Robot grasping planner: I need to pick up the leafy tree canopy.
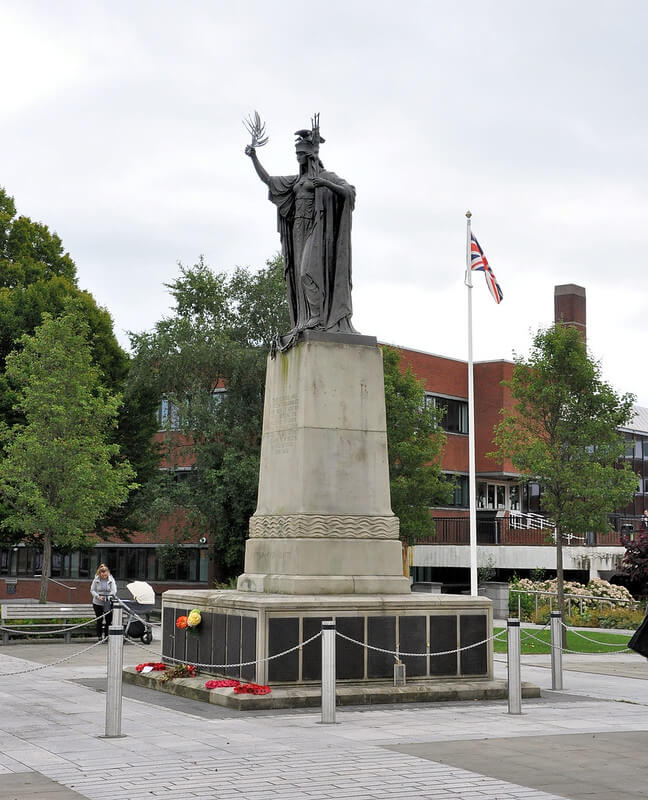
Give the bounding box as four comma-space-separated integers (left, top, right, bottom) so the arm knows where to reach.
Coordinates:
0, 186, 159, 536
491, 323, 638, 620
492, 324, 637, 535
0, 187, 125, 387
128, 254, 290, 581
0, 302, 137, 600
0, 188, 76, 288
382, 346, 452, 546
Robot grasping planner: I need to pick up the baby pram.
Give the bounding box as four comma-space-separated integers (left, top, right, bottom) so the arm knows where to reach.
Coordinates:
111, 581, 155, 644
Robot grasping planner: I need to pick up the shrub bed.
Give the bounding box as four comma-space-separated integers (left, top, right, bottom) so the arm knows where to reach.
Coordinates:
509, 577, 643, 628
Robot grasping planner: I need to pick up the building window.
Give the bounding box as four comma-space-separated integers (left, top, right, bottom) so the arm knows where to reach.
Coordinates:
212, 388, 227, 407
425, 394, 469, 434
442, 474, 469, 508
174, 467, 195, 483
158, 397, 180, 431
477, 481, 520, 511
522, 481, 542, 514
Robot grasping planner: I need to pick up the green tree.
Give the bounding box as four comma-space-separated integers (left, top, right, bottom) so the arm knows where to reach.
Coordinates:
382, 347, 452, 572
491, 323, 638, 628
128, 255, 290, 583
0, 186, 159, 540
0, 304, 137, 602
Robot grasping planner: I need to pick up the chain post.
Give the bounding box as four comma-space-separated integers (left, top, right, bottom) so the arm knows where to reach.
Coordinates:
321, 620, 336, 724
507, 617, 521, 715
550, 611, 563, 690
104, 604, 125, 738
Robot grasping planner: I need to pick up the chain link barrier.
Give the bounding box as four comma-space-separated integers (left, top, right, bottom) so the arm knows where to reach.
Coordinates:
0, 610, 110, 637
332, 630, 498, 658
506, 622, 632, 656
3, 613, 632, 680
127, 626, 500, 669
559, 619, 633, 651
124, 630, 324, 670
0, 638, 106, 676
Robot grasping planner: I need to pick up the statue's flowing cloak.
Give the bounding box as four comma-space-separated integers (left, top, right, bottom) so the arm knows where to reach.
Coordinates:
267, 171, 355, 332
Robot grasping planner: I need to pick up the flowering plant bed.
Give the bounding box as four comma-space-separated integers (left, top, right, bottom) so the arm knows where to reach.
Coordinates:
509, 577, 642, 626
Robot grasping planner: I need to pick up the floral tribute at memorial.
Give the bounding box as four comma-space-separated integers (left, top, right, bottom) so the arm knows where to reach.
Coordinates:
160, 664, 196, 682
187, 609, 202, 627
176, 610, 202, 628
176, 609, 202, 636
135, 662, 166, 672
204, 678, 271, 695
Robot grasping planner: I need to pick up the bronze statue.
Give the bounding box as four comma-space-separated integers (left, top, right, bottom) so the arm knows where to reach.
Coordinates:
244, 113, 357, 350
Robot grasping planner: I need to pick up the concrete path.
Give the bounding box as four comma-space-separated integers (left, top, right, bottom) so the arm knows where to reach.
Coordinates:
1, 627, 647, 800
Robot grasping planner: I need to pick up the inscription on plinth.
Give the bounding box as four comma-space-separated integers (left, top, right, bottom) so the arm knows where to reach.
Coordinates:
271, 394, 298, 427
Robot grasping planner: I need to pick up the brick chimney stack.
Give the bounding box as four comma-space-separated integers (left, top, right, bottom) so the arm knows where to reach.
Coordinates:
554, 284, 586, 342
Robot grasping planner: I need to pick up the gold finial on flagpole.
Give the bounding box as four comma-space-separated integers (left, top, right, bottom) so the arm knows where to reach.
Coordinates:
466, 210, 472, 219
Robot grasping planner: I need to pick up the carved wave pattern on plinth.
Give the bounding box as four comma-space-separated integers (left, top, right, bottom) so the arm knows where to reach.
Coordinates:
249, 514, 400, 539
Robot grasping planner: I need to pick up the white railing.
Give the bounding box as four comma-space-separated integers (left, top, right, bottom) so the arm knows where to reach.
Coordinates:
507, 512, 587, 544
508, 511, 555, 532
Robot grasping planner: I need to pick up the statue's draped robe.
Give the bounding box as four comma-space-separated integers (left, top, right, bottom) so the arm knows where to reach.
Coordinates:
268, 171, 355, 336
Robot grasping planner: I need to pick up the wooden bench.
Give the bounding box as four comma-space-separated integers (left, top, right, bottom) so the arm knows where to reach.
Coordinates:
1, 604, 96, 644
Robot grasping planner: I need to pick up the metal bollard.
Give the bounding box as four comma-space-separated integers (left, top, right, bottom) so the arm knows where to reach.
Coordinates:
321, 620, 336, 724
104, 605, 125, 738
550, 611, 563, 690
507, 617, 522, 715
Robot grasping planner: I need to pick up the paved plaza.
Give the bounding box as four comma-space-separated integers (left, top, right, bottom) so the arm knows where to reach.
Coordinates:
0, 627, 647, 800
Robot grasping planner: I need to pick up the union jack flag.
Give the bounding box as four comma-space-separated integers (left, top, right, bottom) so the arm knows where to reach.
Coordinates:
470, 233, 503, 304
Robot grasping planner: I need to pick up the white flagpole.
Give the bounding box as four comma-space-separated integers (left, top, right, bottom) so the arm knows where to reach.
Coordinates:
465, 210, 478, 596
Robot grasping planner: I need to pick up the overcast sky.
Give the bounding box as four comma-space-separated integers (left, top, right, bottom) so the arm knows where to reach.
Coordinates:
3, 1, 647, 406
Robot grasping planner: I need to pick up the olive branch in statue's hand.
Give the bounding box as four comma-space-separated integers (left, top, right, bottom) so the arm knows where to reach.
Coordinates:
244, 110, 269, 155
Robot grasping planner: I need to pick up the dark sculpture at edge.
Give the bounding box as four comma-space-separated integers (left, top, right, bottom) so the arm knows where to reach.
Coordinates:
244, 113, 357, 352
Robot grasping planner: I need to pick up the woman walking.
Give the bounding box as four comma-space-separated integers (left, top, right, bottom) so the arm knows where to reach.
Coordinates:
90, 564, 117, 641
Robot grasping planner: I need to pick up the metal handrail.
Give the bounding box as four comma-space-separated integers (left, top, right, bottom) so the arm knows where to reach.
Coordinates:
510, 587, 644, 619
32, 575, 79, 603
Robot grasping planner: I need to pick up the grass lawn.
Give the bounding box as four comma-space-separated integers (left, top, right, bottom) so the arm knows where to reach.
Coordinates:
493, 627, 631, 654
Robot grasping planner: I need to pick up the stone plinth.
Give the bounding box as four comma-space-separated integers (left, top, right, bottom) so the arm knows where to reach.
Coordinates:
238, 335, 409, 594
162, 590, 493, 687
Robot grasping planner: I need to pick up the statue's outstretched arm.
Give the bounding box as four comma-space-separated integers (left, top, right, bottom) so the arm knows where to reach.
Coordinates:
245, 145, 270, 186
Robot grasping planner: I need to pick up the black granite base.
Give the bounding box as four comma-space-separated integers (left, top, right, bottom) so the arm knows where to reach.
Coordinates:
162, 601, 491, 686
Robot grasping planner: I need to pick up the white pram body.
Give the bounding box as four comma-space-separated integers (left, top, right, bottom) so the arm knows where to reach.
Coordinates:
113, 581, 155, 644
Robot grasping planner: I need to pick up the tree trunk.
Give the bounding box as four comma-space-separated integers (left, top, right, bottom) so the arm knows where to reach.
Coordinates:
555, 527, 567, 649
39, 531, 52, 604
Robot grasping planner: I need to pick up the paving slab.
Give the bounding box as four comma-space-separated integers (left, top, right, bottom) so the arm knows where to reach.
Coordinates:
386, 731, 648, 800
0, 771, 88, 798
